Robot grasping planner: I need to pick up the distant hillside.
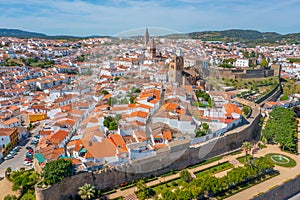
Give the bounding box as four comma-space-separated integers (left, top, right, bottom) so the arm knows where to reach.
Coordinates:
187, 30, 280, 41
185, 29, 300, 45
1, 28, 300, 44
0, 28, 107, 39
0, 28, 47, 38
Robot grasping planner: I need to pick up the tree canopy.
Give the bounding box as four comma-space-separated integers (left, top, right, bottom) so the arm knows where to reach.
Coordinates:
41, 159, 73, 185
10, 169, 39, 195
78, 183, 95, 200
101, 90, 109, 95
242, 141, 252, 155
262, 107, 297, 153
195, 90, 213, 107
136, 179, 154, 200
242, 105, 251, 116
195, 122, 210, 137
107, 97, 117, 106
179, 169, 192, 183
260, 58, 268, 68
103, 116, 119, 130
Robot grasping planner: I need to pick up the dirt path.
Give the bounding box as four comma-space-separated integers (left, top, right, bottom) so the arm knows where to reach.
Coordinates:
0, 177, 19, 199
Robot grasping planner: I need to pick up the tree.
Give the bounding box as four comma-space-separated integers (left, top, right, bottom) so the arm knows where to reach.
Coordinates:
9, 169, 39, 196
242, 105, 251, 116
41, 159, 73, 185
114, 77, 120, 82
101, 90, 109, 95
120, 98, 129, 104
107, 97, 117, 106
195, 122, 210, 137
179, 169, 192, 183
242, 141, 252, 155
250, 50, 256, 58
262, 107, 297, 153
136, 179, 148, 200
280, 94, 289, 101
78, 183, 95, 200
195, 129, 207, 137
131, 87, 141, 93
4, 195, 17, 200
109, 120, 118, 130
202, 123, 209, 131
129, 96, 136, 104
5, 167, 12, 178
161, 190, 176, 200
103, 116, 119, 130
260, 58, 268, 68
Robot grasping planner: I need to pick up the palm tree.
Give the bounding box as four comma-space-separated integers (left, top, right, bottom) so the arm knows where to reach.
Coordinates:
242, 141, 252, 156
78, 183, 95, 200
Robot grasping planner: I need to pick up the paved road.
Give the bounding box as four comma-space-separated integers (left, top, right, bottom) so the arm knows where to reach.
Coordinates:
0, 122, 44, 177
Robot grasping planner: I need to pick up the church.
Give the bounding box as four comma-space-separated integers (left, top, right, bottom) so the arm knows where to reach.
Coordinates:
144, 28, 200, 86
144, 28, 166, 62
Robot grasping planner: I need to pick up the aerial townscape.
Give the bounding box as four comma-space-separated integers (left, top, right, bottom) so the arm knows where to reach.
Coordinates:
1, 1, 300, 200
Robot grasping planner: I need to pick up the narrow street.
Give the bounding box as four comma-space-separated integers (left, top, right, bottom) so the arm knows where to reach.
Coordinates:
0, 122, 44, 177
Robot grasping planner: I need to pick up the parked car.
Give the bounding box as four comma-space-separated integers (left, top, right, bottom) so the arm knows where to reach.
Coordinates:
31, 140, 38, 145
26, 152, 33, 157
28, 149, 34, 153
24, 158, 33, 162
13, 146, 20, 151
34, 135, 40, 139
23, 161, 32, 166
4, 154, 13, 160
10, 150, 17, 156
26, 146, 33, 150
26, 154, 33, 159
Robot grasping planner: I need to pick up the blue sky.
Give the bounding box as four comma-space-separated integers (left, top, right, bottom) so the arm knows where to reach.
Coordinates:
0, 0, 299, 36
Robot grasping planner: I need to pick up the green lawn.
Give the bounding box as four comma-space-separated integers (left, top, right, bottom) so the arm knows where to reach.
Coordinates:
150, 177, 182, 196
194, 161, 233, 178
265, 153, 296, 168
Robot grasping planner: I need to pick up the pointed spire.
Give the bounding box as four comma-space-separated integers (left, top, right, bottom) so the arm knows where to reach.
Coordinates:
145, 27, 149, 46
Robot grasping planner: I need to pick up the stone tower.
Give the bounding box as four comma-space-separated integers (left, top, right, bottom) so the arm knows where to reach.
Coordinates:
168, 54, 184, 85
145, 27, 149, 46
149, 38, 156, 59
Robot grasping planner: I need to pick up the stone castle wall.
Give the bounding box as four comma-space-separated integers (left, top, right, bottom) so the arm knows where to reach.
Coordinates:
217, 68, 274, 79
35, 112, 261, 200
